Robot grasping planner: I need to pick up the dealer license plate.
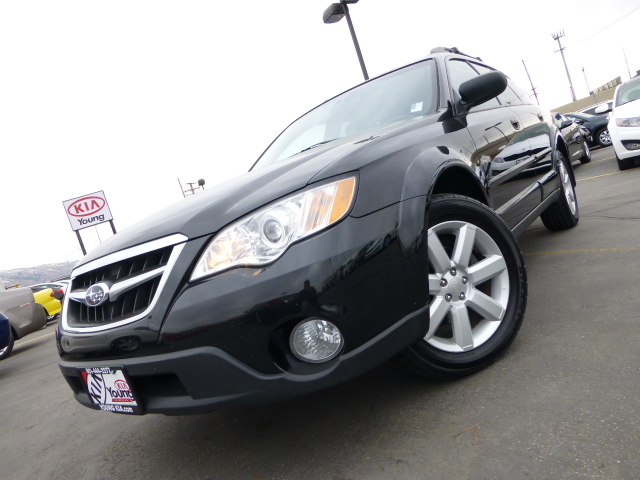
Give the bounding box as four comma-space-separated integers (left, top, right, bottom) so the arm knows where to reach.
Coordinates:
83, 367, 142, 415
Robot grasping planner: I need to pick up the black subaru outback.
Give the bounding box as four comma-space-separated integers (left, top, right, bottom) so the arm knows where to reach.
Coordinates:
58, 47, 579, 415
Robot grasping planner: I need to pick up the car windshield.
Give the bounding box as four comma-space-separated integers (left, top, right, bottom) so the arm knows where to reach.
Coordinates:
253, 60, 437, 169
615, 80, 640, 107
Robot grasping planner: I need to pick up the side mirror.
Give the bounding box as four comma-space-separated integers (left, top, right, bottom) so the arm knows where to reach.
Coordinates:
560, 120, 573, 129
594, 104, 609, 114
458, 71, 507, 114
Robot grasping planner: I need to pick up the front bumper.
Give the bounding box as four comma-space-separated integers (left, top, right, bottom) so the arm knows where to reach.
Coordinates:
58, 197, 430, 414
59, 304, 428, 415
610, 124, 640, 161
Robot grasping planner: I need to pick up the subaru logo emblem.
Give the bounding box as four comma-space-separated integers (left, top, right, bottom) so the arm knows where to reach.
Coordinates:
85, 283, 109, 307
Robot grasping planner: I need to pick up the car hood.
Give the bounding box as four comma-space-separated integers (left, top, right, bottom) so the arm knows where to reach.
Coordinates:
76, 136, 375, 267
613, 100, 640, 119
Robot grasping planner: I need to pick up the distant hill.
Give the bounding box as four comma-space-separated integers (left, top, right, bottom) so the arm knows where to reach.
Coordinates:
0, 263, 73, 289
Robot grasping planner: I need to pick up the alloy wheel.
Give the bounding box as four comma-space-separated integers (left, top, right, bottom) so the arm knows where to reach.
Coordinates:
559, 161, 577, 216
427, 221, 510, 353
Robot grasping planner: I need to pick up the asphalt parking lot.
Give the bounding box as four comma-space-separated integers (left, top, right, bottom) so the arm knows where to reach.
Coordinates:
1, 145, 639, 480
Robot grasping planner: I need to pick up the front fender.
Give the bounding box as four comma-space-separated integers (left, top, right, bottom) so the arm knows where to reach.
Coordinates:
397, 149, 485, 257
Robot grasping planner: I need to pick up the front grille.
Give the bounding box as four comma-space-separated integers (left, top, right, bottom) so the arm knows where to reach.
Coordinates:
73, 246, 172, 289
66, 246, 174, 328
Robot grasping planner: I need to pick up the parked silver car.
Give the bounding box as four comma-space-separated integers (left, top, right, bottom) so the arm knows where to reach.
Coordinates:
0, 288, 47, 360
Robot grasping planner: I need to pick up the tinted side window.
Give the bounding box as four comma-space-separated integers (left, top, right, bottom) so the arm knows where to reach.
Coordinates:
471, 63, 521, 107
447, 59, 479, 96
447, 60, 500, 112
507, 79, 536, 105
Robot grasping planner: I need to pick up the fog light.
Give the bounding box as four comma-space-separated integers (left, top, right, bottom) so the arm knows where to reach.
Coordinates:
290, 319, 343, 363
622, 140, 640, 151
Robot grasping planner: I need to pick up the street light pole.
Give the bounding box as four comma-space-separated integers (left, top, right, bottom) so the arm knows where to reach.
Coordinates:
342, 3, 368, 81
323, 0, 369, 81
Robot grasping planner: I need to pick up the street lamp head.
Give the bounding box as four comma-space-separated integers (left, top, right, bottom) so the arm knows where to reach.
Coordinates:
323, 3, 345, 24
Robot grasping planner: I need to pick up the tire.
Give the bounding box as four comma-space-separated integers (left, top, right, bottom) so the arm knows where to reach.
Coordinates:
596, 128, 611, 147
541, 150, 579, 231
579, 140, 591, 164
395, 194, 527, 379
0, 328, 14, 361
617, 153, 636, 171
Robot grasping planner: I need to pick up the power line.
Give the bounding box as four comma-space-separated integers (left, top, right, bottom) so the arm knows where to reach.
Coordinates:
573, 5, 640, 46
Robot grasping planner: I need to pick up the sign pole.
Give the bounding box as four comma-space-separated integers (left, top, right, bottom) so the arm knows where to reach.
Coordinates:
109, 220, 117, 235
76, 230, 87, 256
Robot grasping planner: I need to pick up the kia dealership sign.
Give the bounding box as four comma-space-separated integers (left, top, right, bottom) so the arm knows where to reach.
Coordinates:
63, 191, 114, 231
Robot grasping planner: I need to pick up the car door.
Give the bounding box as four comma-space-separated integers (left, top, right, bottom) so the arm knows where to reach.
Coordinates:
498, 72, 557, 210
446, 58, 542, 229
554, 113, 582, 162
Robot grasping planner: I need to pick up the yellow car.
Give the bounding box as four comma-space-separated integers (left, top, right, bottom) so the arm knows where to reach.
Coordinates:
33, 288, 62, 320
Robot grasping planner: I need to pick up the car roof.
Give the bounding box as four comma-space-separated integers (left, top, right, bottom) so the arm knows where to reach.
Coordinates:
567, 112, 592, 118
578, 100, 611, 111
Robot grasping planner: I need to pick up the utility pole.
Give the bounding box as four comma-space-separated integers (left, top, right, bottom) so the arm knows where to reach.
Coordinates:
178, 178, 206, 197
582, 66, 597, 104
552, 31, 577, 102
582, 67, 591, 94
522, 60, 540, 105
623, 48, 632, 79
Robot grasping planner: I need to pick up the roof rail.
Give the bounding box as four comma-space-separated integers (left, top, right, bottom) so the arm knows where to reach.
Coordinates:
430, 46, 482, 62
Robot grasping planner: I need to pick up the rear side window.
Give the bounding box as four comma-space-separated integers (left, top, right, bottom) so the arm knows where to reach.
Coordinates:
506, 79, 535, 105
471, 63, 522, 107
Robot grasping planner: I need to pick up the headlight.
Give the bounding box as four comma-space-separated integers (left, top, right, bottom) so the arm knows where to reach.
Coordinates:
191, 176, 357, 280
615, 116, 640, 127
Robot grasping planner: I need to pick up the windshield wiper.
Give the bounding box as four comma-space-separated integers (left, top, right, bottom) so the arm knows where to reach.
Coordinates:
297, 138, 341, 154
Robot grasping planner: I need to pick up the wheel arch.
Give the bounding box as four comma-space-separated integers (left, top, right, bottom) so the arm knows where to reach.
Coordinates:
396, 150, 488, 257
429, 164, 489, 205
399, 146, 488, 205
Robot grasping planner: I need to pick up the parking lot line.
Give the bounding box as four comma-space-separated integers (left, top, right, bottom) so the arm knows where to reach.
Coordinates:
525, 247, 639, 257
577, 169, 637, 182
589, 156, 615, 164
15, 331, 54, 347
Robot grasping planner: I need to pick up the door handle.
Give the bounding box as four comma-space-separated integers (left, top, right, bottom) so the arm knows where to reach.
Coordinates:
510, 118, 521, 130
537, 113, 544, 122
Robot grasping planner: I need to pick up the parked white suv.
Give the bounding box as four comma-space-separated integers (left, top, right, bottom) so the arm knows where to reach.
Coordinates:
608, 77, 640, 170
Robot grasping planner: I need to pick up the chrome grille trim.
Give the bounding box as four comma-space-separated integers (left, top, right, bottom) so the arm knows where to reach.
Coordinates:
72, 234, 187, 277
61, 236, 187, 333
